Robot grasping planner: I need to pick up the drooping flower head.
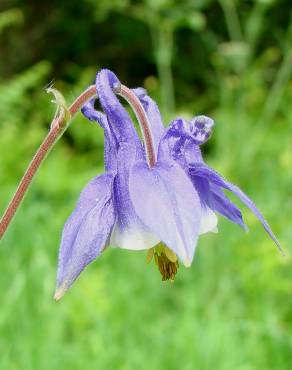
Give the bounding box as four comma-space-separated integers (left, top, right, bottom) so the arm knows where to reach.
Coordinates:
54, 69, 282, 300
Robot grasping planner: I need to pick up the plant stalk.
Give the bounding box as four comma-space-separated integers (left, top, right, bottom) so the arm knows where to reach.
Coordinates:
0, 85, 96, 240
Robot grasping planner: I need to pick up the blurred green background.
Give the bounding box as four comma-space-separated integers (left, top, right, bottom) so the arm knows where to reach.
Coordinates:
0, 0, 292, 369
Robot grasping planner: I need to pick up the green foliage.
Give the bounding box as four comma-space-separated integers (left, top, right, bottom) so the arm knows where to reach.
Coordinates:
0, 1, 291, 370
0, 61, 51, 123
0, 8, 23, 32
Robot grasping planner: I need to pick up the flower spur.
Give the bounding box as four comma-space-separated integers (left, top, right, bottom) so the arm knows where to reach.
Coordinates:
55, 69, 283, 300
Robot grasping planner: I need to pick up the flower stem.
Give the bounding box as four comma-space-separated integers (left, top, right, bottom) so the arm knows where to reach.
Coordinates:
0, 85, 96, 240
118, 84, 156, 167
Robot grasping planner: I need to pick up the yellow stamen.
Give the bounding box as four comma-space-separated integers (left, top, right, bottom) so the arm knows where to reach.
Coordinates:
147, 243, 180, 281
146, 248, 154, 264
163, 246, 177, 263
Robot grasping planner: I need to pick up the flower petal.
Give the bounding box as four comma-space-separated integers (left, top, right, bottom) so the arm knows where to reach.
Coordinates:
81, 98, 118, 172
129, 160, 202, 265
55, 173, 116, 299
189, 115, 214, 145
209, 184, 247, 230
109, 169, 159, 250
189, 164, 283, 253
189, 174, 218, 234
190, 172, 246, 230
109, 221, 159, 251
199, 207, 218, 234
96, 69, 143, 156
158, 118, 203, 167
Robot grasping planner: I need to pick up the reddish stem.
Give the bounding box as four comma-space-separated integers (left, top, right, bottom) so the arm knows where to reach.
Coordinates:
118, 85, 156, 167
0, 85, 96, 240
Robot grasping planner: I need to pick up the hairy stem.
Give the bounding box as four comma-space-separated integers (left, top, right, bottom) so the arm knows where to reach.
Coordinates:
0, 85, 96, 240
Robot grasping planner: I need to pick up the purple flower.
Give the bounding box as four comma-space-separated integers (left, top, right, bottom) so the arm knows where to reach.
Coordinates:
54, 69, 282, 299
55, 70, 201, 298
159, 115, 282, 250
127, 89, 281, 254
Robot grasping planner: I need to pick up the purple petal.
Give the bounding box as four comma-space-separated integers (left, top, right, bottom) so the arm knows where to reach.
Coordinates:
96, 69, 143, 156
184, 139, 204, 164
189, 164, 283, 253
190, 173, 246, 230
132, 87, 165, 154
190, 174, 211, 205
189, 115, 214, 145
81, 98, 118, 172
81, 98, 109, 131
56, 173, 116, 297
209, 184, 247, 230
158, 118, 203, 168
109, 165, 159, 250
129, 160, 202, 265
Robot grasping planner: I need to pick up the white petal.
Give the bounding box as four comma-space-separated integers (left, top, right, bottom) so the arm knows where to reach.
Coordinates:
109, 222, 159, 250
199, 207, 218, 235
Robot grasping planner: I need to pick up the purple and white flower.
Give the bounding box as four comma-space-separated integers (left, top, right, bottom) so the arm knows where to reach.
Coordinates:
54, 69, 282, 299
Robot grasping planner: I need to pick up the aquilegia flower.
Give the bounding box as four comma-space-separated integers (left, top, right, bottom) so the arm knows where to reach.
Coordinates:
54, 69, 282, 300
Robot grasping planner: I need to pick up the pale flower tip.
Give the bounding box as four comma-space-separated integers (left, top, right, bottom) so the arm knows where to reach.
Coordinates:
243, 224, 249, 233
278, 245, 286, 257
211, 226, 218, 234
53, 284, 67, 301
184, 258, 192, 268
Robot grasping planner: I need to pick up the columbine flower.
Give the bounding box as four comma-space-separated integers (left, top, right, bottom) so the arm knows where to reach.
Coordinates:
54, 69, 282, 300
125, 89, 282, 267
55, 69, 205, 299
